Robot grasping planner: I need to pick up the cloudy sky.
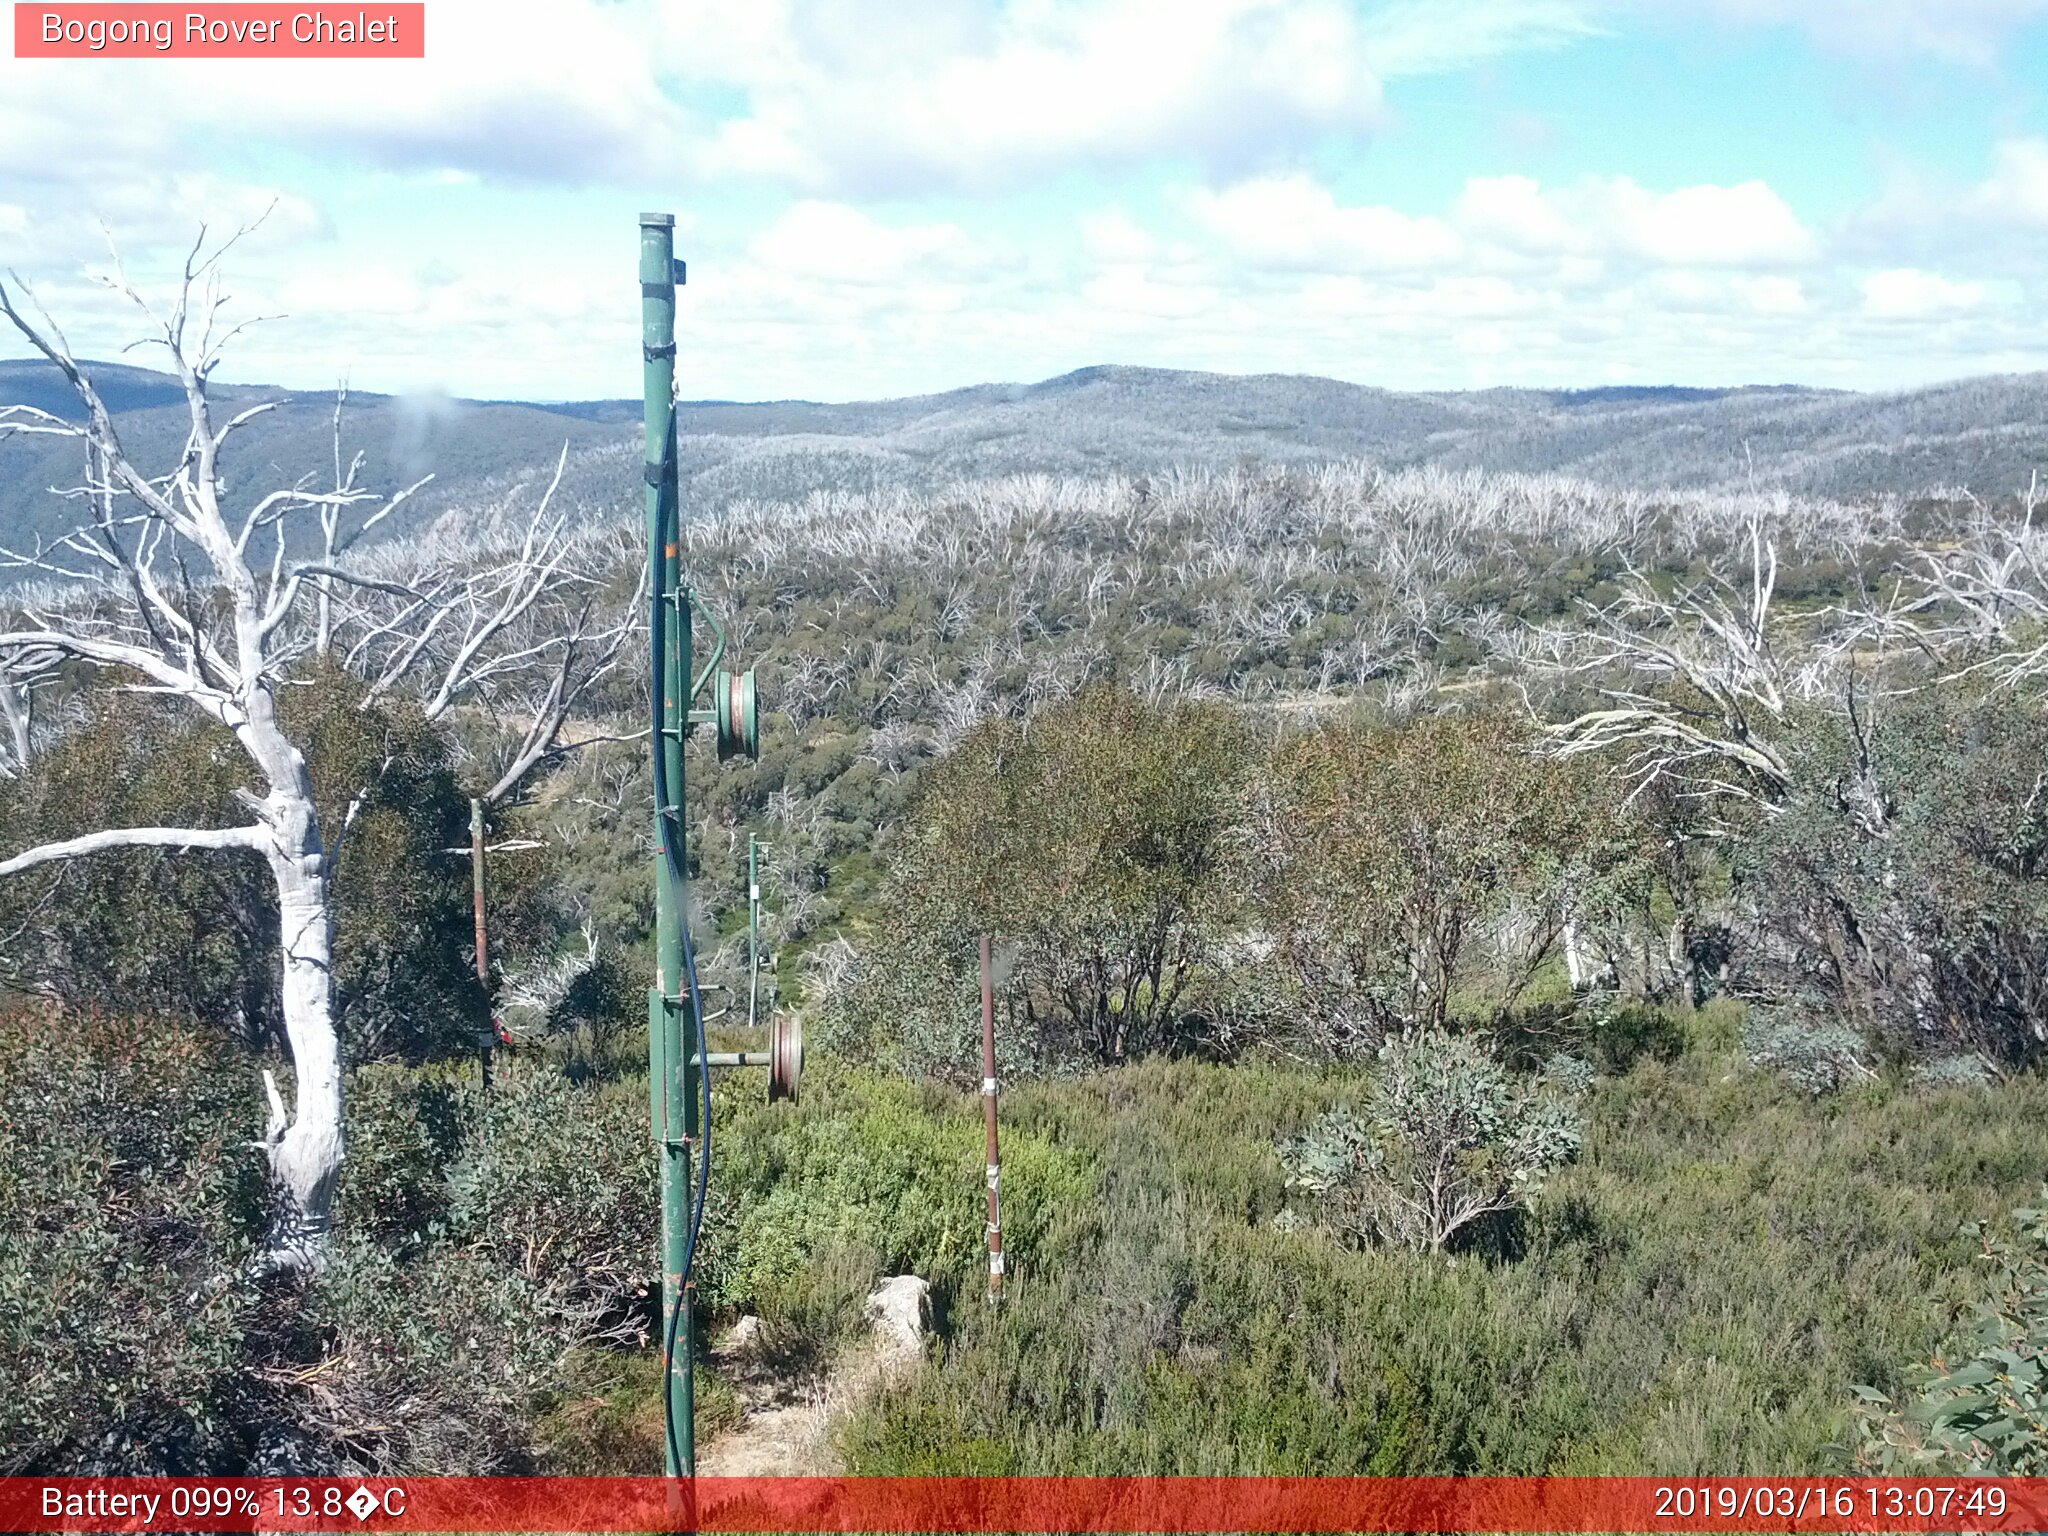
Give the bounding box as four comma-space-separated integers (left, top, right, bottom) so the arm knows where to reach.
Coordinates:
4, 0, 2047, 401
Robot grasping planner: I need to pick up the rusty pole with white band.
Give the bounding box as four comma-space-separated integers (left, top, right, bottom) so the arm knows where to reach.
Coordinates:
980, 934, 1004, 1303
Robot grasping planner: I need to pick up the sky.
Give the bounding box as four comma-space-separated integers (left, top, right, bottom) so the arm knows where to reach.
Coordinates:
4, 0, 2048, 402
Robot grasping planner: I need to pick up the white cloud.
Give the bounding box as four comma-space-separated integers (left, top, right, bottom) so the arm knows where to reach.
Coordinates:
4, 0, 2044, 401
1185, 174, 1463, 271
1188, 169, 1812, 279
661, 0, 1610, 197
1646, 270, 1723, 308
0, 0, 690, 198
1080, 210, 1159, 264
748, 202, 986, 285
1742, 276, 1807, 314
1861, 268, 1989, 318
31, 204, 2035, 404
1634, 269, 1808, 317
1358, 0, 1601, 74
0, 0, 1965, 207
1837, 137, 2048, 280
1968, 138, 2048, 227
1083, 266, 1218, 319
1456, 175, 1581, 253
1456, 324, 1514, 356
1600, 179, 1813, 266
7, 1, 1580, 213
279, 266, 428, 319
1463, 174, 1813, 266
674, 0, 1393, 194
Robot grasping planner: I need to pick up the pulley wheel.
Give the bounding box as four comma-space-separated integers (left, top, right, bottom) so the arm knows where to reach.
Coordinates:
768, 1012, 803, 1104
715, 668, 760, 762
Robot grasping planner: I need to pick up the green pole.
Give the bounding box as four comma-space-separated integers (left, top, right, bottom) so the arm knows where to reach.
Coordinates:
641, 210, 697, 1480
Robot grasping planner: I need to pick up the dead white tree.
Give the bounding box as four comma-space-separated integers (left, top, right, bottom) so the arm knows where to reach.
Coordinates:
1542, 504, 1799, 819
0, 643, 58, 776
312, 381, 425, 661
0, 234, 630, 1269
1862, 474, 2048, 690
335, 476, 643, 809
0, 672, 25, 772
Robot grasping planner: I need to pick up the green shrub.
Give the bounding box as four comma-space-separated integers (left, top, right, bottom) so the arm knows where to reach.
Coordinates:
0, 1005, 266, 1473
704, 1069, 1090, 1311
1850, 1192, 2048, 1473
1257, 712, 1649, 1056
1588, 1000, 1689, 1075
445, 1067, 657, 1346
1737, 693, 2048, 1071
498, 936, 640, 1079
285, 1235, 562, 1473
0, 679, 498, 1064
751, 1238, 885, 1382
1542, 1052, 1598, 1095
837, 1049, 2048, 1475
533, 1348, 671, 1474
0, 1002, 679, 1475
1280, 1029, 1583, 1253
839, 1398, 1020, 1475
843, 685, 1253, 1077
1911, 1055, 1998, 1092
1743, 1005, 1873, 1096
268, 1064, 664, 1473
337, 1062, 471, 1248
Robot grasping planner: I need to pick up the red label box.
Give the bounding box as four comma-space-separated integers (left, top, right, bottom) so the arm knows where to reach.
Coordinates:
13, 3, 425, 57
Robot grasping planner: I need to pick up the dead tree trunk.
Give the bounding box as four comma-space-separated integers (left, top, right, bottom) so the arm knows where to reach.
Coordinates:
0, 234, 630, 1268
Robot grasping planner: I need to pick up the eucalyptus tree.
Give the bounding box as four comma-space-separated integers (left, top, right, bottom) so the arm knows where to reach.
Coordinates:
0, 236, 633, 1268
1535, 487, 2048, 1064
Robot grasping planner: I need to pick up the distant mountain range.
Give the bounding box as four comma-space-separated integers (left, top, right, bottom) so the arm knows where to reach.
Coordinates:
3, 359, 2044, 564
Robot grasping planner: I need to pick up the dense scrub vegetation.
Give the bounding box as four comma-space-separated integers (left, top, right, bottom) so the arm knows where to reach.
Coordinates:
831, 1041, 2048, 1476
8, 453, 2048, 1474
14, 998, 2048, 1477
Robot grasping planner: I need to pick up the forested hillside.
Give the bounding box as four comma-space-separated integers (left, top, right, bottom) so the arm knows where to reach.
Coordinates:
8, 359, 2048, 572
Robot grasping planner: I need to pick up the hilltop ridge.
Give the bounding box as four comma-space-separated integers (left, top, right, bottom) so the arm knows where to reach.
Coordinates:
2, 358, 2042, 565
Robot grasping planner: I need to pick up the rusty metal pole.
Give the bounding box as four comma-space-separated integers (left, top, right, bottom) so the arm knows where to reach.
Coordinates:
470, 797, 490, 982
470, 796, 492, 1087
980, 934, 1004, 1304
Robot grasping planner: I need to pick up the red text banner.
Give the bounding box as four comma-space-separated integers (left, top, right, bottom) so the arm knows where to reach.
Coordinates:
0, 1476, 2042, 1533
14, 4, 425, 57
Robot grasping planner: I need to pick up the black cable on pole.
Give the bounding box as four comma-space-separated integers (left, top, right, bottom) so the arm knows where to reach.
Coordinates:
650, 402, 714, 1479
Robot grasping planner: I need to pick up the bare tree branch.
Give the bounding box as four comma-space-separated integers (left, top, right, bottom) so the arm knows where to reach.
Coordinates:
0, 822, 266, 876
1539, 499, 1807, 814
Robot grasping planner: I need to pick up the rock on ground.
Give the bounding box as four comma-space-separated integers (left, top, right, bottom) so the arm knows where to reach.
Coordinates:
864, 1274, 929, 1359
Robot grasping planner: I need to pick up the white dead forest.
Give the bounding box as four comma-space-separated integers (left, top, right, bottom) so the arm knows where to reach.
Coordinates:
6, 247, 2048, 1478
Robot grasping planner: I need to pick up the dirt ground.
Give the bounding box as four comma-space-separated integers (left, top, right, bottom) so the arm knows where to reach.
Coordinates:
695, 1275, 929, 1476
